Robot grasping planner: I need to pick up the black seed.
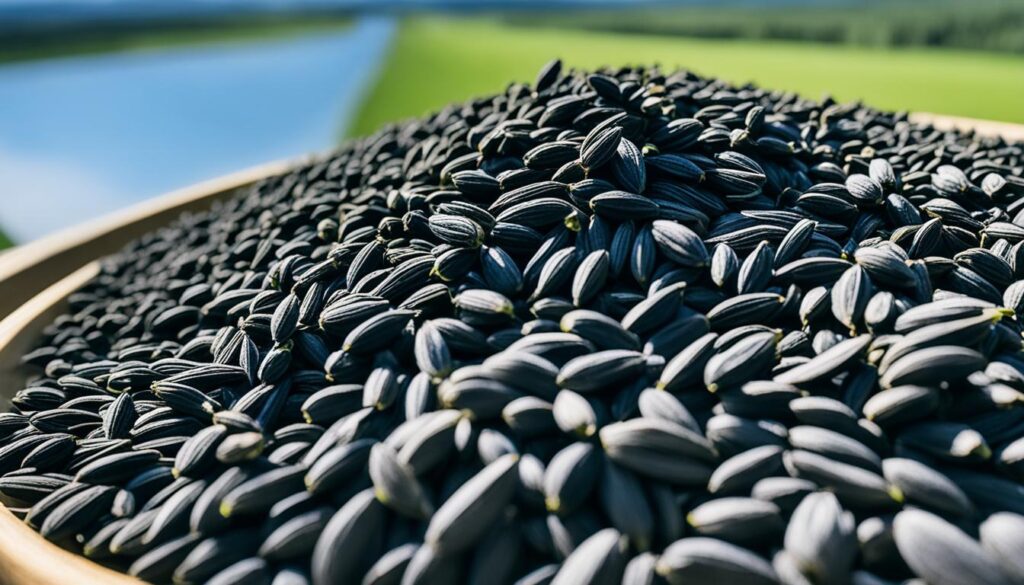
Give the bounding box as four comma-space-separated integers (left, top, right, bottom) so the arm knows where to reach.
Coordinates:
173, 530, 262, 585
557, 350, 646, 393
879, 345, 986, 389
75, 450, 162, 484
894, 509, 1011, 585
651, 220, 709, 267
572, 250, 610, 307
708, 445, 785, 495
707, 293, 785, 331
369, 442, 433, 519
271, 294, 301, 343
40, 484, 117, 541
783, 491, 857, 585
657, 536, 779, 585
173, 424, 227, 478
784, 449, 902, 509
882, 457, 973, 518
220, 465, 305, 518
142, 478, 207, 546
551, 528, 628, 585
581, 125, 623, 171
102, 393, 136, 440
600, 418, 716, 485
560, 309, 640, 351
630, 224, 656, 287
620, 282, 685, 335
553, 390, 600, 439
704, 330, 780, 393
687, 496, 783, 546
425, 453, 519, 554
774, 335, 872, 387
128, 533, 201, 582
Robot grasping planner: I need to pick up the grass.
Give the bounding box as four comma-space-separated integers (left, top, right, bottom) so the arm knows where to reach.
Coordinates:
0, 229, 12, 250
503, 0, 1024, 54
0, 16, 351, 65
349, 18, 1024, 137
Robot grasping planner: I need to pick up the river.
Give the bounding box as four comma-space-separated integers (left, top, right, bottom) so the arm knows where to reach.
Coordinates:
0, 16, 396, 242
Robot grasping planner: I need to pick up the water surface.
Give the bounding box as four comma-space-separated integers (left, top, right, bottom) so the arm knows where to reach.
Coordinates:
0, 16, 396, 242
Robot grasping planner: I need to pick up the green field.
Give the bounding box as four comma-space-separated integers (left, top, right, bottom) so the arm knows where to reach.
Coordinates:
0, 229, 11, 250
504, 0, 1024, 54
350, 18, 1024, 137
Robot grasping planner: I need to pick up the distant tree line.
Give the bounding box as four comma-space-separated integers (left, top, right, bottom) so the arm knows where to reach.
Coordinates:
0, 13, 351, 64
504, 1, 1024, 54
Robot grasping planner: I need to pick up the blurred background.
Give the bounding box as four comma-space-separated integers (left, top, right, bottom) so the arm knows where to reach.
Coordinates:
2, 0, 1023, 248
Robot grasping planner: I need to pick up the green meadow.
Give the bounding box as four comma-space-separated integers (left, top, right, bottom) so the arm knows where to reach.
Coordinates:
349, 18, 1024, 137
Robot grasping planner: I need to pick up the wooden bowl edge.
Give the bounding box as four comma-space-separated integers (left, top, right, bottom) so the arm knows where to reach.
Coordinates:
0, 158, 299, 320
0, 264, 144, 585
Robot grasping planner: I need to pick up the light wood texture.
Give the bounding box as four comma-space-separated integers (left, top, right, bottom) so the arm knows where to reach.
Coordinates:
0, 159, 297, 320
911, 112, 1024, 142
0, 498, 141, 585
0, 116, 1020, 585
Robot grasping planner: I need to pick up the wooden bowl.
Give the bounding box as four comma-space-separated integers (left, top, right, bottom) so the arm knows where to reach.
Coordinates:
0, 113, 1021, 585
0, 159, 295, 585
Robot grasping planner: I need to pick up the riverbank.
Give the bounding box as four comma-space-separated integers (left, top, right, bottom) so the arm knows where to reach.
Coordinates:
0, 14, 353, 65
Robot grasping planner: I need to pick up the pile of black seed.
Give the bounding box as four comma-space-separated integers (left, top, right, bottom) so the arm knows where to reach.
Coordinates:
2, 60, 1024, 585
